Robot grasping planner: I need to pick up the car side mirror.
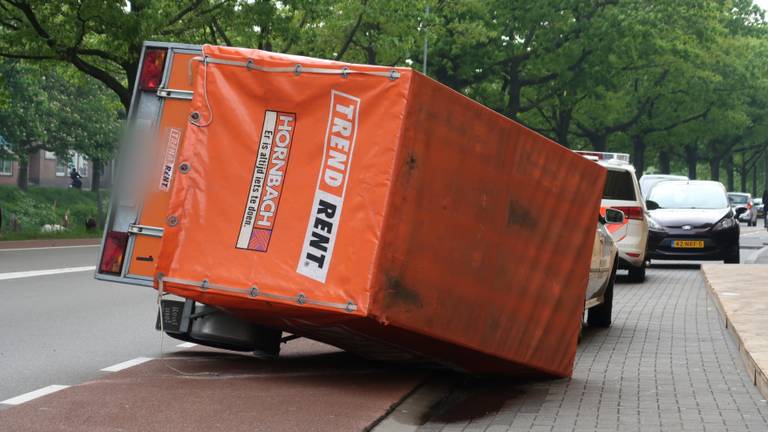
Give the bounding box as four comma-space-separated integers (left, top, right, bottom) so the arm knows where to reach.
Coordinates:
735, 207, 748, 216
646, 200, 660, 211
605, 208, 625, 224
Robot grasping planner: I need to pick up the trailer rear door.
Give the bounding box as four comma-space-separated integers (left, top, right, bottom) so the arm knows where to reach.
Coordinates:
96, 42, 201, 286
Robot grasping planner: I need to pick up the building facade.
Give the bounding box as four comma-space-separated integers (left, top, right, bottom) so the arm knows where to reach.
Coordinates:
0, 149, 112, 190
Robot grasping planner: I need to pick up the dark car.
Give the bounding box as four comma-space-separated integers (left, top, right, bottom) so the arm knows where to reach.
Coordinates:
645, 180, 747, 264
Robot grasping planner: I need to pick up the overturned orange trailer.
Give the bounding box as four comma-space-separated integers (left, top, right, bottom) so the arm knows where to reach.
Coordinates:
96, 42, 605, 377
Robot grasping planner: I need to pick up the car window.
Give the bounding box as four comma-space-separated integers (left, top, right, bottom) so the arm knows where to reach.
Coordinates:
728, 194, 748, 205
604, 170, 636, 201
649, 183, 728, 209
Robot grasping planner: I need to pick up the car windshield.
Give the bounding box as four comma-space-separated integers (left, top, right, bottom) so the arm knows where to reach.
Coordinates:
755, 198, 763, 205
648, 182, 728, 209
604, 170, 636, 201
728, 194, 749, 205
639, 175, 687, 197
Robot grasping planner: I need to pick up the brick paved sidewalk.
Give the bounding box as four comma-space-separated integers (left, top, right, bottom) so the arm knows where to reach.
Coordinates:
418, 268, 768, 432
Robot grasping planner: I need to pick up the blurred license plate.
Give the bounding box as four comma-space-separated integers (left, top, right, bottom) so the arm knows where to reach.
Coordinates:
673, 240, 704, 248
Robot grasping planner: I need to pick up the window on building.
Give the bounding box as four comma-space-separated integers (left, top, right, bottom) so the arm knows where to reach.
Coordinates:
55, 159, 68, 177
0, 139, 12, 176
0, 159, 11, 176
76, 154, 88, 177
44, 151, 57, 160
55, 152, 89, 177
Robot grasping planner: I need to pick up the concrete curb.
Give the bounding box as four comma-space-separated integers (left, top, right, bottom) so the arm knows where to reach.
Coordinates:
369, 375, 457, 431
0, 238, 101, 249
702, 265, 768, 401
745, 245, 768, 264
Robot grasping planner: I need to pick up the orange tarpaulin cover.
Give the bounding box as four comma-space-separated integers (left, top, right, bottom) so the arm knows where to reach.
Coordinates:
156, 45, 606, 376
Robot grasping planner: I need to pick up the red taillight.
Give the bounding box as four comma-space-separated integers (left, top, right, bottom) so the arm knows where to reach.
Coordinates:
138, 48, 167, 91
612, 206, 644, 220
99, 231, 129, 275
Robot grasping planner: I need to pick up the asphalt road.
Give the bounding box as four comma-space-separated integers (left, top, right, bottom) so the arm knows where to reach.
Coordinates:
0, 243, 424, 432
0, 245, 161, 403
0, 222, 766, 426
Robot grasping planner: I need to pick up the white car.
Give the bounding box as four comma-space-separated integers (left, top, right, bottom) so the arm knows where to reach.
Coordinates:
584, 208, 622, 328
576, 151, 649, 282
728, 192, 758, 227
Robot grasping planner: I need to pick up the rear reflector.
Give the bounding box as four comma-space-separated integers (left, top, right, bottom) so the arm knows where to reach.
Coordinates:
626, 252, 640, 258
612, 206, 644, 220
138, 48, 167, 91
99, 231, 129, 275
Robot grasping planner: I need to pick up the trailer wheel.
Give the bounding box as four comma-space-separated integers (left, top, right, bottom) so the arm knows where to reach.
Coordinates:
587, 261, 616, 328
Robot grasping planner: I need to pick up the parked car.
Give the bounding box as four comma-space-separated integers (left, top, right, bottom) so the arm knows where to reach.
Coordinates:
646, 181, 746, 263
753, 197, 763, 219
639, 174, 689, 198
584, 208, 623, 328
727, 192, 757, 226
576, 151, 649, 282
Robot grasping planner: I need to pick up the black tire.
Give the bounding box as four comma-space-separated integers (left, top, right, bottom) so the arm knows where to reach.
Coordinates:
627, 260, 646, 283
588, 261, 616, 328
724, 245, 740, 264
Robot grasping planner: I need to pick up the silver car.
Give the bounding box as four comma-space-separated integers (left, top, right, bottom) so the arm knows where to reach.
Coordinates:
728, 192, 758, 226
583, 208, 622, 329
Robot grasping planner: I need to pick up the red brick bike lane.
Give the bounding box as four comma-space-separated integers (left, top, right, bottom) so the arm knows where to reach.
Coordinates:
0, 339, 425, 432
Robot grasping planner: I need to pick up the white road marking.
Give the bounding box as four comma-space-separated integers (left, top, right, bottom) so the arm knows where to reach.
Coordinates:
0, 266, 96, 281
1, 385, 69, 405
100, 357, 153, 372
176, 342, 197, 348
0, 244, 99, 252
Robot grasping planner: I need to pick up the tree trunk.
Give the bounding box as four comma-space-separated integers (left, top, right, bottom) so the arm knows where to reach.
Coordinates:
764, 152, 768, 197
725, 154, 734, 191
710, 158, 720, 182
92, 159, 104, 228
632, 135, 645, 175
659, 150, 670, 174
591, 134, 607, 152
753, 164, 757, 196
505, 63, 522, 120
740, 155, 747, 193
685, 146, 697, 179
16, 157, 29, 191
554, 108, 572, 148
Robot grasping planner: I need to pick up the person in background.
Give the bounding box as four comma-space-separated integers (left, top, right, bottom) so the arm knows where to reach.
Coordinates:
70, 167, 82, 189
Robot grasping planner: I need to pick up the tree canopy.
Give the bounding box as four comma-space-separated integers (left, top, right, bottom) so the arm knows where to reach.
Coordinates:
1, 0, 768, 193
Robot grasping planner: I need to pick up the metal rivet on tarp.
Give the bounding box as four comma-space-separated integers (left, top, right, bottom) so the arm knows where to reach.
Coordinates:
296, 293, 306, 305
179, 162, 191, 174
345, 302, 356, 313
167, 215, 179, 227
341, 66, 350, 79
245, 58, 256, 71
189, 111, 201, 124
249, 286, 259, 297
201, 279, 209, 291
294, 64, 302, 76
389, 69, 400, 81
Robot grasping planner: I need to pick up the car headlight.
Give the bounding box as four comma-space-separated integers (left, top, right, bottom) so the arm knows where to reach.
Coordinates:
647, 216, 663, 230
712, 217, 736, 231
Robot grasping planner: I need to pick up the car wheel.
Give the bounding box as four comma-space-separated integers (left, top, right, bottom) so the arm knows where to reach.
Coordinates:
587, 260, 616, 328
724, 246, 740, 264
627, 260, 646, 283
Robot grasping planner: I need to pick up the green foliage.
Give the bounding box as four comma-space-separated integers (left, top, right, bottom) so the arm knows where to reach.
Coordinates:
1, 0, 767, 191
0, 185, 105, 239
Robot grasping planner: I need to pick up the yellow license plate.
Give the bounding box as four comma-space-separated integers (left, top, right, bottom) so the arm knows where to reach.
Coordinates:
673, 240, 704, 248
